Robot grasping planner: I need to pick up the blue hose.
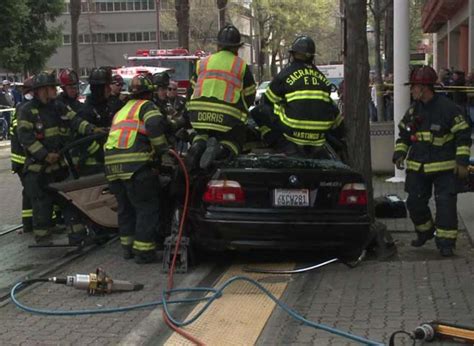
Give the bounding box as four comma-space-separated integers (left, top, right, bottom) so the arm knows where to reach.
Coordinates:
11, 276, 383, 345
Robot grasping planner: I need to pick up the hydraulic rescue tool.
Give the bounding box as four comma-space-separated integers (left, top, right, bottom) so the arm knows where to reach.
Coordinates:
48, 268, 144, 295
412, 321, 474, 344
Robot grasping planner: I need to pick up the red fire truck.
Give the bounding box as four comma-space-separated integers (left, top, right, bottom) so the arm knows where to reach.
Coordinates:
126, 48, 207, 95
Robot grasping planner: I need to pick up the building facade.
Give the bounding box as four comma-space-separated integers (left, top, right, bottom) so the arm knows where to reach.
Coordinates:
422, 0, 474, 74
47, 0, 254, 77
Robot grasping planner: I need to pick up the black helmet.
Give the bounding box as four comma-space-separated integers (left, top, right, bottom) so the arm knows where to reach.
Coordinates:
152, 72, 170, 88
289, 35, 315, 58
129, 75, 155, 95
32, 72, 58, 89
89, 67, 112, 85
217, 24, 243, 47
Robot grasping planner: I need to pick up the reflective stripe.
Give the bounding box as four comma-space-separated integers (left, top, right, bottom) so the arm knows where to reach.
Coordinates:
333, 113, 343, 128
259, 125, 271, 136
22, 209, 33, 218
415, 131, 432, 142
190, 122, 232, 132
398, 121, 406, 130
424, 160, 456, 173
133, 240, 156, 251
415, 219, 433, 232
28, 162, 63, 173
18, 120, 33, 129
432, 133, 454, 146
87, 141, 101, 154
106, 172, 134, 181
192, 134, 209, 143
30, 108, 39, 115
406, 160, 422, 172
44, 127, 60, 138
188, 100, 247, 122
456, 145, 471, 156
285, 90, 331, 103
110, 121, 148, 136
435, 228, 457, 239
28, 141, 44, 154
243, 84, 256, 96
284, 133, 326, 147
274, 104, 334, 130
451, 121, 470, 133
143, 110, 161, 123
220, 140, 239, 155
265, 88, 282, 103
150, 135, 167, 146
395, 143, 408, 152
84, 158, 99, 166
11, 153, 26, 164
120, 236, 134, 246
78, 121, 89, 135
104, 152, 152, 165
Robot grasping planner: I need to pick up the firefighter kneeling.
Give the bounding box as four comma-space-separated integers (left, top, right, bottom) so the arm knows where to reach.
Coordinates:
393, 66, 472, 257
104, 75, 169, 264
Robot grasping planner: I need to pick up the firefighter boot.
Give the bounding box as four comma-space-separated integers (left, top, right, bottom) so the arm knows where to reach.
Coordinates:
185, 140, 206, 171
122, 245, 134, 260
436, 238, 455, 257
200, 137, 231, 169
134, 250, 157, 264
411, 231, 435, 247
274, 137, 298, 155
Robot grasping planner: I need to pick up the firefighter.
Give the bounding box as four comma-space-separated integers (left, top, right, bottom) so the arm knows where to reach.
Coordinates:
186, 24, 256, 170
57, 69, 83, 112
167, 80, 187, 118
251, 36, 342, 157
10, 77, 34, 233
152, 72, 171, 115
108, 74, 127, 116
104, 75, 169, 264
17, 72, 98, 244
392, 66, 472, 257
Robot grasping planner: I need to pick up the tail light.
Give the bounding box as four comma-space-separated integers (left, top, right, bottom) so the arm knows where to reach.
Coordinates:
338, 183, 368, 206
203, 180, 245, 204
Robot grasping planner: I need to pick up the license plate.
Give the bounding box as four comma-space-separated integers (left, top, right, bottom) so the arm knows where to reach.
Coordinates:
273, 189, 309, 207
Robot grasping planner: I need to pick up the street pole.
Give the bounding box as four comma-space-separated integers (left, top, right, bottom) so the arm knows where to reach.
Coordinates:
387, 0, 409, 183
156, 0, 161, 48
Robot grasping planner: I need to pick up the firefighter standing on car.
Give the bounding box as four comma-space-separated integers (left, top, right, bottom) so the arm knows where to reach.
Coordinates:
57, 69, 83, 113
251, 36, 342, 156
104, 75, 169, 264
186, 24, 256, 170
10, 77, 35, 233
17, 72, 99, 244
392, 66, 472, 257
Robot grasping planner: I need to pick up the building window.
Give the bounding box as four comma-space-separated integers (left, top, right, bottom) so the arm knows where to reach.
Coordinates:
143, 32, 150, 41
161, 31, 178, 41
130, 32, 136, 41
63, 3, 70, 13
108, 33, 116, 42
117, 32, 123, 42
148, 0, 155, 10
127, 1, 134, 10
150, 31, 156, 41
78, 34, 84, 44
123, 33, 129, 42
84, 33, 91, 43
161, 0, 174, 10
81, 2, 89, 13
63, 34, 71, 45
136, 32, 143, 41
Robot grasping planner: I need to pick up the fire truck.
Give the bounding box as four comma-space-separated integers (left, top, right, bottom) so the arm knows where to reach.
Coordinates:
126, 48, 207, 95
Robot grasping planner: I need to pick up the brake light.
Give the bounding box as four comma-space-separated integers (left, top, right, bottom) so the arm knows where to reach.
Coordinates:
338, 183, 368, 206
203, 180, 245, 204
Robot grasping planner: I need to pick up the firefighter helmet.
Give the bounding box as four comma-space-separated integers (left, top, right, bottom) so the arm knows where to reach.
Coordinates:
217, 25, 243, 47
32, 72, 58, 89
289, 36, 316, 58
152, 72, 170, 88
59, 69, 79, 87
129, 75, 155, 95
405, 66, 438, 85
89, 67, 112, 85
22, 77, 34, 94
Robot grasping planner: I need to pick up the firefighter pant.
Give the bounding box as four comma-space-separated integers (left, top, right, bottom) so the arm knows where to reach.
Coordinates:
17, 173, 33, 233
109, 168, 161, 254
192, 124, 247, 156
250, 103, 286, 146
405, 170, 458, 248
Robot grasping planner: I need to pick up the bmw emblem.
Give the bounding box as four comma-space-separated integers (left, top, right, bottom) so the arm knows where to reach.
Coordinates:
289, 175, 299, 186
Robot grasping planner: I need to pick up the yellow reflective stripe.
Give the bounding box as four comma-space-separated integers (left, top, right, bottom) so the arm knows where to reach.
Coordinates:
78, 121, 89, 135
22, 209, 33, 218
415, 219, 433, 232
18, 120, 33, 130
30, 108, 39, 115
188, 100, 246, 122
451, 121, 469, 133
87, 141, 101, 154
243, 84, 256, 96
435, 228, 457, 239
333, 113, 343, 128
423, 160, 456, 173
274, 104, 334, 130
264, 88, 282, 103
28, 141, 44, 154
190, 122, 232, 132
105, 152, 152, 165
11, 153, 26, 164
84, 158, 100, 166
456, 145, 471, 156
133, 240, 156, 251
106, 172, 134, 181
406, 160, 422, 171
284, 133, 326, 147
28, 162, 63, 173
395, 143, 408, 152
143, 110, 161, 123
285, 90, 331, 103
220, 140, 239, 155
398, 121, 406, 129
44, 127, 60, 138
120, 236, 134, 246
259, 125, 271, 136
432, 133, 454, 146
415, 131, 432, 142
150, 135, 167, 146
193, 134, 209, 143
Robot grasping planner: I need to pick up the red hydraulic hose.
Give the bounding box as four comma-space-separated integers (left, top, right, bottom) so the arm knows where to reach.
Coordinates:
164, 149, 205, 346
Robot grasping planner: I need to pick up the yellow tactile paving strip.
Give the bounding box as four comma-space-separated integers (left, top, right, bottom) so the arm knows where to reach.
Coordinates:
164, 262, 294, 346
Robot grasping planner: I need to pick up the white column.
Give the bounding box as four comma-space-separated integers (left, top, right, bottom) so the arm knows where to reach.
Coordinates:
388, 0, 410, 183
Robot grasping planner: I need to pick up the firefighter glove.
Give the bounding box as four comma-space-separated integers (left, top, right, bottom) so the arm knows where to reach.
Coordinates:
454, 164, 469, 180
392, 152, 406, 170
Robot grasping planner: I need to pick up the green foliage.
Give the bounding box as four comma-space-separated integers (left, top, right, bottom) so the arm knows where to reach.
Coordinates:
0, 0, 63, 74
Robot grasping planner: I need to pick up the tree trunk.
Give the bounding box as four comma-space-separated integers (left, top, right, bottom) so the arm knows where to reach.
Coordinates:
70, 0, 81, 73
216, 0, 227, 30
384, 1, 394, 76
343, 0, 374, 220
87, 0, 97, 68
175, 0, 190, 49
270, 49, 278, 77
372, 0, 385, 121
